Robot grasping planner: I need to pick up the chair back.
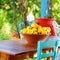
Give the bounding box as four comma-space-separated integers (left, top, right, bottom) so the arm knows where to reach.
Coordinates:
36, 40, 58, 60
18, 22, 32, 38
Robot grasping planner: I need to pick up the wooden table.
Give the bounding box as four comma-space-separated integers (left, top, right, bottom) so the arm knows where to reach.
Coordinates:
0, 36, 60, 60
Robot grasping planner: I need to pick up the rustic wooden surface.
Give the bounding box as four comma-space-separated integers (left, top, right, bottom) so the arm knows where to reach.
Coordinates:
0, 36, 60, 60
0, 38, 37, 60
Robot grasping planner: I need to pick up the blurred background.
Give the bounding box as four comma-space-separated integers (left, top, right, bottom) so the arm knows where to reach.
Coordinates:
0, 0, 60, 40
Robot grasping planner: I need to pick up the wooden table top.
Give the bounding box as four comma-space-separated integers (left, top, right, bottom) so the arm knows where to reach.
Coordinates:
0, 36, 60, 55
0, 38, 37, 55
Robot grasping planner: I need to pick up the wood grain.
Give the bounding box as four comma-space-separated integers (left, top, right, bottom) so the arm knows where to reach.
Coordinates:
0, 36, 60, 60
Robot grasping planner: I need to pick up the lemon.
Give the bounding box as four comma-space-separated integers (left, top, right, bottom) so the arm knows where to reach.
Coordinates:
21, 23, 51, 35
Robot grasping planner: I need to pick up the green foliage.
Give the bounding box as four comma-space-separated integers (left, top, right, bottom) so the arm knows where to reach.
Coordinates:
0, 0, 8, 5
0, 30, 11, 40
28, 0, 40, 19
0, 0, 60, 40
0, 9, 7, 29
52, 0, 60, 24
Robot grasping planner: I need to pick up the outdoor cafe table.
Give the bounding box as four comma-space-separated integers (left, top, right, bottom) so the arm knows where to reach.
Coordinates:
0, 36, 60, 60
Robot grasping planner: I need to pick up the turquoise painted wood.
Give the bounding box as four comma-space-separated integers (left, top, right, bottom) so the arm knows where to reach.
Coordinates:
41, 0, 49, 18
18, 21, 32, 33
18, 22, 32, 38
58, 24, 60, 28
36, 40, 58, 60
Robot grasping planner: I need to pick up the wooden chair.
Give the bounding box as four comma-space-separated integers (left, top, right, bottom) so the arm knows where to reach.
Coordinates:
36, 40, 58, 60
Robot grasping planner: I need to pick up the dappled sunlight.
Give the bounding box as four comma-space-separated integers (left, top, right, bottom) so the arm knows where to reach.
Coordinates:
53, 3, 58, 9
1, 22, 11, 34
34, 53, 37, 57
4, 4, 10, 9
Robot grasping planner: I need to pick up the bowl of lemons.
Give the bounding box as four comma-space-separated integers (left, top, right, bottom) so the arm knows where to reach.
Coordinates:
21, 23, 51, 46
